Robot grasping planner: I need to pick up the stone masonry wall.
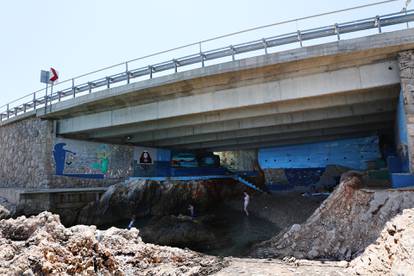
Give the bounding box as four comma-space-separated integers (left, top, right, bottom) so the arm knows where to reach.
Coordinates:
0, 116, 54, 189
0, 116, 135, 190
398, 50, 414, 172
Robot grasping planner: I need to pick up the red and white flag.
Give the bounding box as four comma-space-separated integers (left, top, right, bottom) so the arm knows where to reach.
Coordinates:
49, 67, 59, 83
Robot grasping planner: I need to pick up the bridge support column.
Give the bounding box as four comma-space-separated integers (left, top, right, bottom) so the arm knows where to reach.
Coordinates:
398, 51, 414, 173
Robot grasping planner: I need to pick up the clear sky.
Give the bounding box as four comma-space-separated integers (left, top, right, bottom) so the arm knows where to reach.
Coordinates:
0, 0, 410, 108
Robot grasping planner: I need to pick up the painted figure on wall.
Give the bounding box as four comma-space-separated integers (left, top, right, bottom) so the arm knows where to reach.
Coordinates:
92, 145, 110, 174
53, 143, 77, 175
139, 151, 153, 164
53, 142, 104, 179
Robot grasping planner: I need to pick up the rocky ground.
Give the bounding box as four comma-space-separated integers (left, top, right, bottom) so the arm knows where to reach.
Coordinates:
0, 212, 227, 275
2, 173, 414, 275
250, 171, 414, 275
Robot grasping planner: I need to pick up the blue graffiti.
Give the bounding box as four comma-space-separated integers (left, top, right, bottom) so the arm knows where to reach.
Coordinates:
53, 143, 104, 179
53, 143, 76, 175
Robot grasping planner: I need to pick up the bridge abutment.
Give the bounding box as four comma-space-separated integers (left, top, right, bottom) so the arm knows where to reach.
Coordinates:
398, 50, 414, 173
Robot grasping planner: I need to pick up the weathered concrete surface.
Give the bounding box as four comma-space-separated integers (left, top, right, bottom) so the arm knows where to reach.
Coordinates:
399, 50, 414, 172
56, 60, 398, 135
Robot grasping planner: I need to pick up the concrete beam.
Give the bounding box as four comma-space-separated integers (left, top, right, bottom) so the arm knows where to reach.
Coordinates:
169, 122, 392, 150
57, 60, 399, 135
86, 85, 398, 140
148, 112, 394, 147
124, 98, 396, 145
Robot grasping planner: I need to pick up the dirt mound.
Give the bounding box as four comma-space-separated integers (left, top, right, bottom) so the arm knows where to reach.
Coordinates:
0, 212, 226, 275
350, 208, 414, 275
251, 171, 414, 261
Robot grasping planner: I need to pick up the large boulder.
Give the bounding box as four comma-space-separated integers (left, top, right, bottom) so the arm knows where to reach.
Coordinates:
77, 179, 240, 226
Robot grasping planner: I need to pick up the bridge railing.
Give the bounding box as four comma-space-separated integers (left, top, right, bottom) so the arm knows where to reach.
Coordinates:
1, 7, 414, 123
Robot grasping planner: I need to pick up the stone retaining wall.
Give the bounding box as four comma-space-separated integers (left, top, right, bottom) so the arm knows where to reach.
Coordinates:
0, 116, 53, 189
0, 116, 135, 190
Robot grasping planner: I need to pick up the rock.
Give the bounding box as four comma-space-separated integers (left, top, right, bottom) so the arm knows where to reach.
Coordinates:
350, 208, 414, 275
0, 211, 227, 275
314, 165, 351, 191
0, 205, 10, 220
0, 196, 15, 219
290, 224, 301, 232
308, 248, 319, 259
78, 178, 240, 226
140, 215, 217, 251
338, 261, 349, 268
251, 172, 414, 263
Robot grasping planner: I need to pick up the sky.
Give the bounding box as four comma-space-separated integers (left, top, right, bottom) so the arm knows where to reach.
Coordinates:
0, 0, 410, 109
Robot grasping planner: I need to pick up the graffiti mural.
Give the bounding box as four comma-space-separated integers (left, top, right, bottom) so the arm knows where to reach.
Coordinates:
53, 143, 76, 175
91, 144, 110, 174
53, 143, 105, 179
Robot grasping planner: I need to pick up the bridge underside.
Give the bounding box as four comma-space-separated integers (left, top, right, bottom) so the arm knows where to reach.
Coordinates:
59, 83, 399, 151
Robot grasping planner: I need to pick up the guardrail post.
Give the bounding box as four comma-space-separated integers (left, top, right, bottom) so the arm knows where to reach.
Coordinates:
33, 92, 37, 110
148, 66, 153, 79
230, 45, 236, 61
173, 59, 178, 73
106, 77, 111, 88
6, 104, 9, 119
126, 62, 130, 84
14, 107, 18, 117
72, 78, 76, 98
334, 23, 340, 40
297, 30, 303, 47
200, 53, 205, 67
262, 38, 268, 55
44, 94, 48, 112
375, 15, 382, 33
23, 104, 27, 113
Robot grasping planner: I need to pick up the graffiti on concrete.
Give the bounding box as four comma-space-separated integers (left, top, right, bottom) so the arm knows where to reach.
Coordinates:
53, 143, 76, 175
91, 144, 110, 174
53, 143, 104, 179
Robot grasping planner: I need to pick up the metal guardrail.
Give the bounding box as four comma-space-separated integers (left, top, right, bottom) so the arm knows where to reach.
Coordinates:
1, 8, 414, 122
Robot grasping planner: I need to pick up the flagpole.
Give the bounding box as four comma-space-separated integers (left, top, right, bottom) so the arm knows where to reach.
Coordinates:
44, 82, 48, 115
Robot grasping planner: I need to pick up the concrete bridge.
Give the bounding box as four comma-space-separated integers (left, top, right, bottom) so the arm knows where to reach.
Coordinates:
37, 28, 412, 154
2, 11, 414, 222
